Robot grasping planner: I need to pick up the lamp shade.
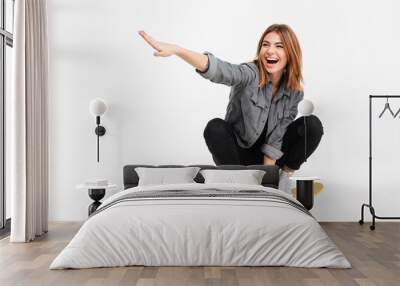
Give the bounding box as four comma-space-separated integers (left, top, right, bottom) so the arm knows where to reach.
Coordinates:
89, 98, 107, 117
298, 99, 314, 116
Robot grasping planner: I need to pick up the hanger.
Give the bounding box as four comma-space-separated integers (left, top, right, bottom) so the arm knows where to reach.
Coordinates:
379, 97, 395, 118
394, 106, 400, 118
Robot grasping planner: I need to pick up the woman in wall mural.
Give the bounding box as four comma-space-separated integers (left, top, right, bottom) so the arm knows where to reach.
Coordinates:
138, 24, 323, 193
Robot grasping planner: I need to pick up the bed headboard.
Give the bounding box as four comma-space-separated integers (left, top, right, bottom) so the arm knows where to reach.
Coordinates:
123, 165, 280, 189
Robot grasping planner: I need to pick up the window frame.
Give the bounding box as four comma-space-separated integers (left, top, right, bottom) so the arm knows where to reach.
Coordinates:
0, 0, 14, 233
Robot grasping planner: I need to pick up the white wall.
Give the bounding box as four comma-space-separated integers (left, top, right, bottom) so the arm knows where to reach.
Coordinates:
48, 0, 400, 221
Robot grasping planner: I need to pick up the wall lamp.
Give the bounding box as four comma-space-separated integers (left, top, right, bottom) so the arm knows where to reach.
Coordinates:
298, 99, 314, 163
89, 98, 107, 162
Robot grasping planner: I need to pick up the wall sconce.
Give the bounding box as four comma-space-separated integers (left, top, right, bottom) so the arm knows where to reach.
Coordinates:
298, 99, 314, 163
89, 98, 107, 162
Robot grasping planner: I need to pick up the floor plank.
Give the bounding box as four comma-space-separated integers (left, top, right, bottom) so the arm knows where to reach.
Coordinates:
0, 222, 399, 286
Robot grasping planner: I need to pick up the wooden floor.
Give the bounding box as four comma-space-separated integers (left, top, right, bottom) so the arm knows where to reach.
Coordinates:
0, 222, 399, 286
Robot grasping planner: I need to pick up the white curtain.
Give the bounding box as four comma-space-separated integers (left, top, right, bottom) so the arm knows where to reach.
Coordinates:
9, 0, 48, 242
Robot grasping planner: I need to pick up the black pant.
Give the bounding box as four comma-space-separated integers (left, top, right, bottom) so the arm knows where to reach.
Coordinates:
203, 115, 324, 170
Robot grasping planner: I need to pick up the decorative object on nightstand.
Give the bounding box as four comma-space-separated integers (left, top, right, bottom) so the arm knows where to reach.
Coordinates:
289, 176, 319, 210
89, 98, 107, 162
76, 180, 116, 216
290, 181, 324, 197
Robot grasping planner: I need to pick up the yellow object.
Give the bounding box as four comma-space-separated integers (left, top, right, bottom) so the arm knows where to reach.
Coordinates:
290, 182, 324, 197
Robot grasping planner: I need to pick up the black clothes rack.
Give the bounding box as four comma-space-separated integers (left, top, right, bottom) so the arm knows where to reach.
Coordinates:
359, 95, 400, 230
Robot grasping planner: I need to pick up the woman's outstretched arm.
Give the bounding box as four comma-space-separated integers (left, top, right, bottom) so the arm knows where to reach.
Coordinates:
139, 31, 257, 87
138, 31, 209, 72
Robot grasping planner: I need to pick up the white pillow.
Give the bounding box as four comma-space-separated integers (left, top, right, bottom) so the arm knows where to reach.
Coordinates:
200, 169, 266, 185
135, 167, 200, 186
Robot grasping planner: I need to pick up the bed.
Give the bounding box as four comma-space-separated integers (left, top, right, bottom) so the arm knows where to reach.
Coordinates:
50, 164, 350, 269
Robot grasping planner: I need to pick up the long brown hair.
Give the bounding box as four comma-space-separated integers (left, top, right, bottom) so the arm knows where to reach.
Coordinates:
254, 24, 303, 92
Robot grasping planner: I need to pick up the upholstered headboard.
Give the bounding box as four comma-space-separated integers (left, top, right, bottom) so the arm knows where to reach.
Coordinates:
123, 165, 280, 189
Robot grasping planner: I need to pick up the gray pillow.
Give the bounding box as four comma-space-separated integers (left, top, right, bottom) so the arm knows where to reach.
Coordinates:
200, 169, 266, 185
135, 167, 201, 186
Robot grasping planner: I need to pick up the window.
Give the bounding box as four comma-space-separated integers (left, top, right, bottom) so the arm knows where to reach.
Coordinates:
0, 0, 14, 235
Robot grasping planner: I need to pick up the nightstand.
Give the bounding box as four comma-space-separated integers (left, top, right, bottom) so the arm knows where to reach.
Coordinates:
289, 176, 319, 210
76, 183, 117, 216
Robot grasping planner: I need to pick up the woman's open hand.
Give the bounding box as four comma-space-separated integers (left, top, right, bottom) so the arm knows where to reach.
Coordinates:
138, 30, 208, 71
138, 30, 179, 57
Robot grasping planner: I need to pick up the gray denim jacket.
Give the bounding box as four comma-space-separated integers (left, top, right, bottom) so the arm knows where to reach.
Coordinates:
196, 52, 304, 160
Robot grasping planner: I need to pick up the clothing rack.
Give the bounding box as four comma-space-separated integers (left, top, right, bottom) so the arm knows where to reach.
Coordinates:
359, 95, 400, 230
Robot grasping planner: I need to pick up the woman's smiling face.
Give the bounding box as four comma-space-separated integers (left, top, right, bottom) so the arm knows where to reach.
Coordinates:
260, 31, 288, 76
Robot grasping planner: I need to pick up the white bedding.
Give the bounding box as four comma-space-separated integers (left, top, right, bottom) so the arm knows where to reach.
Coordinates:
50, 183, 351, 269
